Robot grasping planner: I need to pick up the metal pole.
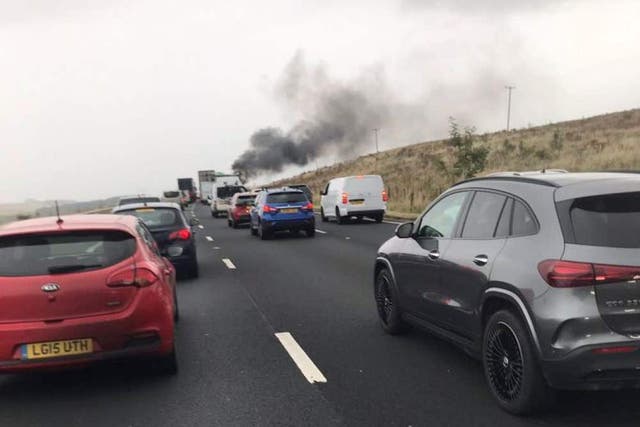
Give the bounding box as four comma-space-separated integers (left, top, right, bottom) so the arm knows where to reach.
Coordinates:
373, 128, 379, 153
505, 85, 515, 131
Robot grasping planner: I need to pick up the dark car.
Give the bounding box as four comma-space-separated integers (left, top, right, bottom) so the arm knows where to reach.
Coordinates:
374, 172, 640, 414
249, 188, 315, 239
287, 184, 313, 204
113, 203, 199, 278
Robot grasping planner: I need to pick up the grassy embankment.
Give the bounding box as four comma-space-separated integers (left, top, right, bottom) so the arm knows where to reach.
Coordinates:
272, 109, 640, 217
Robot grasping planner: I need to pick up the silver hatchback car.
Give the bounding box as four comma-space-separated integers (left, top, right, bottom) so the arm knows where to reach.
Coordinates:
375, 172, 640, 414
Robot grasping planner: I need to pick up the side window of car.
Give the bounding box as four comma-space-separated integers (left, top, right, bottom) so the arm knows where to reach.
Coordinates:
494, 198, 513, 238
461, 191, 507, 239
512, 199, 538, 236
323, 183, 330, 195
417, 192, 468, 238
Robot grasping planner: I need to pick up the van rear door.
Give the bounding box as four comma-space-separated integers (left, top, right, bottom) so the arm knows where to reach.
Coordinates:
344, 176, 384, 211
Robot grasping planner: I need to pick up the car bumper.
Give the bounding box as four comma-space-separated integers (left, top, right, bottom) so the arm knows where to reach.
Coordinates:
0, 289, 174, 373
543, 344, 640, 390
233, 214, 251, 224
262, 218, 315, 231
339, 207, 385, 217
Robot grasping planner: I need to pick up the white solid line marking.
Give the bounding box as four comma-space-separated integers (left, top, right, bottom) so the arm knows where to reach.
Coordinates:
206, 236, 214, 241
222, 258, 236, 269
198, 224, 204, 229
275, 332, 327, 384
383, 220, 403, 225
212, 246, 221, 250
315, 229, 327, 234
345, 237, 351, 240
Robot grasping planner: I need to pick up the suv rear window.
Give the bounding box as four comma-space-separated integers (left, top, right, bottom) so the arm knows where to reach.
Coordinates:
267, 192, 307, 204
0, 231, 136, 277
118, 207, 181, 229
564, 192, 640, 248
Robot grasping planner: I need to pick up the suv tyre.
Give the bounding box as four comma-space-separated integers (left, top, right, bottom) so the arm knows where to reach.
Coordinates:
375, 269, 406, 334
483, 310, 554, 415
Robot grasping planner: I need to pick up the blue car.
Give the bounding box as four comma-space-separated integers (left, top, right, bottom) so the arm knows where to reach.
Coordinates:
250, 188, 315, 239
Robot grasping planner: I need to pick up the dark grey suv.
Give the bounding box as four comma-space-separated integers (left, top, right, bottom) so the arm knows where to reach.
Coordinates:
374, 172, 640, 414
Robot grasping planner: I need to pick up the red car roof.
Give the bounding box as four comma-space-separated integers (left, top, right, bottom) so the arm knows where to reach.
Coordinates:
0, 214, 138, 237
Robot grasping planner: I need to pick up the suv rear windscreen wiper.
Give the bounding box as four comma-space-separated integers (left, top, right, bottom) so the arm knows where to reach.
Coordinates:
48, 264, 103, 274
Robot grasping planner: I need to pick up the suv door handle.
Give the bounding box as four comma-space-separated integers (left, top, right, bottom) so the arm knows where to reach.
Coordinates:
473, 255, 489, 266
427, 250, 440, 260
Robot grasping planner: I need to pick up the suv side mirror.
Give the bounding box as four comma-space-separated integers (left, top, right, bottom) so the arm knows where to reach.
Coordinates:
395, 222, 414, 238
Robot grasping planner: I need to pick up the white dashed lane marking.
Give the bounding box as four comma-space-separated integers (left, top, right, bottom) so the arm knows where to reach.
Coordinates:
198, 225, 204, 229
222, 258, 236, 270
275, 332, 327, 384
206, 236, 214, 242
315, 229, 327, 234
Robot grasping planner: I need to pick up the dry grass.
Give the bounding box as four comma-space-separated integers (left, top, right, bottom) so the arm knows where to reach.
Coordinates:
271, 108, 640, 214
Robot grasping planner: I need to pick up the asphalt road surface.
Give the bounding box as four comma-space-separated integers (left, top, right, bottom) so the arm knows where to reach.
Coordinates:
2, 204, 640, 426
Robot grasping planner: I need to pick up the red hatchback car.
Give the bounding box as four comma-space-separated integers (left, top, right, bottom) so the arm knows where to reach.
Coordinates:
0, 214, 178, 374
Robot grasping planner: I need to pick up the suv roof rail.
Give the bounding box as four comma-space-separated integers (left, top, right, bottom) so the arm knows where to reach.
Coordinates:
453, 175, 560, 188
486, 169, 568, 177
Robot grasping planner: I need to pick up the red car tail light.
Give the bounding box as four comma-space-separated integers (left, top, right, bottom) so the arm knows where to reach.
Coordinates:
263, 205, 278, 214
168, 228, 191, 240
107, 267, 159, 288
341, 192, 348, 204
539, 260, 640, 288
382, 190, 389, 202
302, 202, 314, 211
538, 260, 594, 288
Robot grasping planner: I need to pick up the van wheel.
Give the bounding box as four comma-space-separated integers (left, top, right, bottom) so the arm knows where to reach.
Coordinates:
320, 207, 328, 222
375, 213, 384, 223
375, 269, 406, 334
483, 310, 555, 414
335, 207, 344, 225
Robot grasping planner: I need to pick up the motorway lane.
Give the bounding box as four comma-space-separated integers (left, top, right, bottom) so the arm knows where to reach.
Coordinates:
196, 204, 640, 427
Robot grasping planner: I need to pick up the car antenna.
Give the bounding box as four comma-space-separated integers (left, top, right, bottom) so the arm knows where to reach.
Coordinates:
55, 200, 63, 225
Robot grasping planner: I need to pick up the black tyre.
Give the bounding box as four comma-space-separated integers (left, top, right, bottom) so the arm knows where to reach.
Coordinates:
335, 207, 344, 225
187, 260, 199, 279
375, 213, 384, 223
232, 221, 239, 229
306, 227, 315, 238
320, 207, 328, 222
210, 211, 215, 217
259, 223, 271, 240
154, 346, 178, 375
250, 222, 258, 236
375, 269, 406, 334
483, 310, 555, 415
173, 287, 180, 322
228, 218, 233, 227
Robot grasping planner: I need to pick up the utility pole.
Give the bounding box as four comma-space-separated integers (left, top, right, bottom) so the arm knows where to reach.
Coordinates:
505, 85, 515, 131
373, 128, 379, 153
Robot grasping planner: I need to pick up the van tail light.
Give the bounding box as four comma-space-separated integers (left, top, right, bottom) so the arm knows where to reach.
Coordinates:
341, 192, 348, 204
382, 190, 389, 202
302, 202, 314, 211
107, 267, 159, 288
169, 228, 191, 240
263, 205, 278, 214
538, 260, 640, 288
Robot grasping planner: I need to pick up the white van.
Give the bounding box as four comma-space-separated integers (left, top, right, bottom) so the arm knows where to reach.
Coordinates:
320, 175, 387, 224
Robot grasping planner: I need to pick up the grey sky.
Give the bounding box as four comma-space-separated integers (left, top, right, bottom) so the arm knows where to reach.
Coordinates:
1, 0, 638, 202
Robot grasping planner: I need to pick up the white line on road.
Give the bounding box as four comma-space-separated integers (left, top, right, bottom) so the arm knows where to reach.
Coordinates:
275, 332, 327, 384
345, 237, 351, 240
383, 220, 403, 225
212, 246, 221, 250
315, 229, 327, 234
222, 258, 236, 269
206, 236, 214, 241
198, 224, 204, 229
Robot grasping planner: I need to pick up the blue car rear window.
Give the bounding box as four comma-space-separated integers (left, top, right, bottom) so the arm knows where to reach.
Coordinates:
267, 192, 307, 204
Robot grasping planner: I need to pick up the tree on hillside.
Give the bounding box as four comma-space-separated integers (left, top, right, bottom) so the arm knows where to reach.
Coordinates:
447, 118, 489, 179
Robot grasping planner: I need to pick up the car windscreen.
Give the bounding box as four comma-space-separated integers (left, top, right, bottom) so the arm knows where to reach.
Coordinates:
563, 192, 640, 248
0, 231, 136, 277
217, 186, 246, 198
117, 207, 182, 229
267, 192, 307, 204
163, 191, 180, 198
119, 197, 160, 205
236, 195, 256, 205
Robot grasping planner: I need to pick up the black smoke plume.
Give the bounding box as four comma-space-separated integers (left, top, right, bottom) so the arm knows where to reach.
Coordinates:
232, 53, 391, 179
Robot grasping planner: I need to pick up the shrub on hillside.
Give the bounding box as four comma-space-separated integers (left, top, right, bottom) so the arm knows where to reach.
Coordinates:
447, 118, 489, 179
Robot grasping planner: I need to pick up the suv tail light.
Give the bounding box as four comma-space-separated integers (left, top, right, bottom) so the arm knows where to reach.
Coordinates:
382, 190, 388, 202
302, 202, 314, 211
107, 267, 159, 288
263, 205, 278, 214
341, 192, 348, 204
538, 260, 640, 288
169, 228, 191, 240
